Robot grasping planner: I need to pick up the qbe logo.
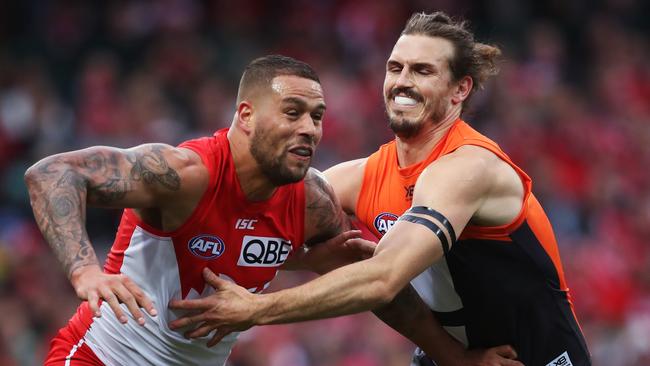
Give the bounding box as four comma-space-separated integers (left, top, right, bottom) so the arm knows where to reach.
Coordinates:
373, 212, 398, 235
237, 235, 292, 267
187, 235, 225, 260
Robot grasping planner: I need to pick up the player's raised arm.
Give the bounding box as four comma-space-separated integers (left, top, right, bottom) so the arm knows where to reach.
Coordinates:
24, 143, 206, 325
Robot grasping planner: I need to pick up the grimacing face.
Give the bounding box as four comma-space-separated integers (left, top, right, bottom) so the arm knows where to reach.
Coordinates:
250, 75, 325, 186
383, 35, 457, 137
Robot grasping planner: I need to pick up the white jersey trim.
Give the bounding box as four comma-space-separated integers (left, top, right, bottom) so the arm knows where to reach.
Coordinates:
84, 225, 238, 366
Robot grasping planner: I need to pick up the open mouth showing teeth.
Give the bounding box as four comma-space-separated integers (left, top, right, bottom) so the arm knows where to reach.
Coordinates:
289, 147, 313, 157
394, 96, 418, 106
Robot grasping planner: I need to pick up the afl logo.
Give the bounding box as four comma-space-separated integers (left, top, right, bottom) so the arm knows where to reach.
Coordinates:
188, 235, 225, 260
373, 212, 398, 235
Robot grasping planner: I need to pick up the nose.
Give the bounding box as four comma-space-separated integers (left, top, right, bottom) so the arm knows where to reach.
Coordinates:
297, 114, 321, 142
394, 68, 414, 89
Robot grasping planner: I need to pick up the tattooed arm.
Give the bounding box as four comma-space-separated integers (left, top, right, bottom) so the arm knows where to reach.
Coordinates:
24, 144, 207, 325
303, 168, 348, 245
281, 168, 376, 274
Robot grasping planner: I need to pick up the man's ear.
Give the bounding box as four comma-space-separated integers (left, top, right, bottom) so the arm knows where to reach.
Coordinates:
451, 76, 473, 105
236, 101, 254, 134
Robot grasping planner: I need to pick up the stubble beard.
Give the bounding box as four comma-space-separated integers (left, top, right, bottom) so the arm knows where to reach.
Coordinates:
386, 99, 446, 139
386, 105, 445, 139
388, 115, 423, 139
249, 128, 309, 186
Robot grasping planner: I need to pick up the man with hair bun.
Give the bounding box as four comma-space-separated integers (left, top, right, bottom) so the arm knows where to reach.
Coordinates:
172, 12, 592, 366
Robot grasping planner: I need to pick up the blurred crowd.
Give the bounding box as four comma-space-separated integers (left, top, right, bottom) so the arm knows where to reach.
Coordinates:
0, 0, 648, 365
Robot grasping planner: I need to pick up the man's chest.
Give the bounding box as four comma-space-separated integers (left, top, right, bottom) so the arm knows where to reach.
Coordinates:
172, 207, 302, 297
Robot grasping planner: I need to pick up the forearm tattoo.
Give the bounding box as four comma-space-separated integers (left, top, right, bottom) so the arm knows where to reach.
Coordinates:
304, 169, 347, 246
25, 144, 181, 278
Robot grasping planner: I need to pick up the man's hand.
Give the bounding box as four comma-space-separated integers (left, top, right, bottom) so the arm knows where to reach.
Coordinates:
71, 265, 157, 325
283, 230, 376, 274
421, 344, 523, 366
460, 345, 524, 366
168, 268, 258, 347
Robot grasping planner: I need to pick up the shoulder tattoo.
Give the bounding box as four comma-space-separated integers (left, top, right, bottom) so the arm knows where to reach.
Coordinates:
304, 168, 346, 245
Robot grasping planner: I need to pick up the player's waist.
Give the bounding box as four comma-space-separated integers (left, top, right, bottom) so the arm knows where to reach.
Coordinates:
75, 302, 238, 365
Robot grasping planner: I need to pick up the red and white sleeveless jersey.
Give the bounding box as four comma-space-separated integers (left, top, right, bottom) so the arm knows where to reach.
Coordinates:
65, 129, 306, 365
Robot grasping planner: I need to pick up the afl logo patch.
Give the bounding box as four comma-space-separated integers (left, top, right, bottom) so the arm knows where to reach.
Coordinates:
373, 212, 398, 235
188, 235, 225, 260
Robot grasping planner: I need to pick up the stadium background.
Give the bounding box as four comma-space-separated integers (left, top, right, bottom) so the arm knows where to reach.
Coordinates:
0, 0, 648, 365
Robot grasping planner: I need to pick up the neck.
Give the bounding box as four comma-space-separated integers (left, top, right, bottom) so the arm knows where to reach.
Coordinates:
227, 127, 277, 201
395, 108, 460, 167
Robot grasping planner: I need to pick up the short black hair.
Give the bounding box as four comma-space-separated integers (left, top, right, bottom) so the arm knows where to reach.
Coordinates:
237, 55, 320, 103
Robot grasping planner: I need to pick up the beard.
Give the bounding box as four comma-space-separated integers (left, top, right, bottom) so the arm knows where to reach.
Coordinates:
249, 127, 309, 186
388, 115, 423, 139
386, 95, 448, 138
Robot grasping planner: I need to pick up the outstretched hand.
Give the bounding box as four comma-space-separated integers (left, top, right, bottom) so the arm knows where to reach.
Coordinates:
168, 268, 259, 347
283, 230, 376, 274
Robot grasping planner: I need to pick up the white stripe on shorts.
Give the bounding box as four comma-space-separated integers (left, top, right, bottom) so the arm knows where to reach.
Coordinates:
65, 338, 86, 366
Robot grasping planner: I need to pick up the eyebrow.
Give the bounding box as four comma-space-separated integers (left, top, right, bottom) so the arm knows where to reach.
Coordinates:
387, 60, 437, 71
412, 62, 437, 71
282, 97, 326, 111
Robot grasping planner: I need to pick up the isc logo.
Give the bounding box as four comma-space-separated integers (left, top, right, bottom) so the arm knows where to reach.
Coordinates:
374, 212, 398, 235
237, 235, 292, 267
187, 235, 225, 260
235, 218, 257, 230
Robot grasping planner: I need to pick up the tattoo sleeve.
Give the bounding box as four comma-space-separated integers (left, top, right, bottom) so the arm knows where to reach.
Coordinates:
24, 144, 181, 278
304, 168, 348, 245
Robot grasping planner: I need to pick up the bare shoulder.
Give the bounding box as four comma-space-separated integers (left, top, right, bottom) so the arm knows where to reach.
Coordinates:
420, 145, 500, 188
418, 145, 524, 226
323, 158, 368, 214
453, 146, 525, 226
442, 145, 499, 172
413, 145, 507, 214
127, 144, 209, 228
174, 146, 210, 187
304, 168, 347, 245
143, 143, 204, 174
446, 144, 522, 194
83, 142, 209, 209
126, 143, 209, 198
304, 167, 341, 221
